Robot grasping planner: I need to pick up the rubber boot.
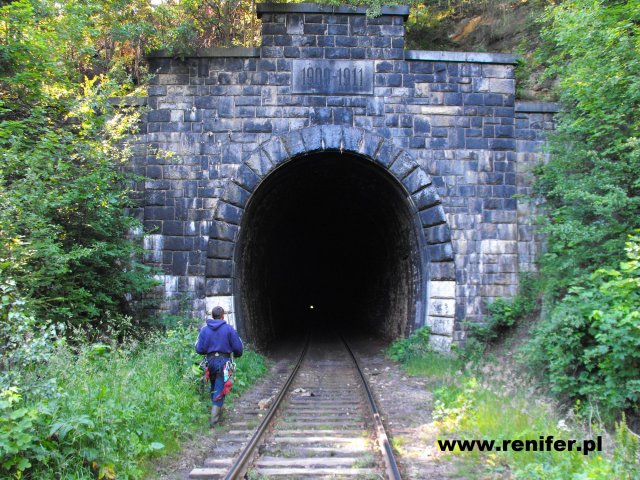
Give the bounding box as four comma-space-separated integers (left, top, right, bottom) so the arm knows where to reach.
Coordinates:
210, 405, 221, 428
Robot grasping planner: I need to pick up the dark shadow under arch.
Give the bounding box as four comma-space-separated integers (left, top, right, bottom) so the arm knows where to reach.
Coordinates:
235, 150, 424, 345
206, 126, 455, 348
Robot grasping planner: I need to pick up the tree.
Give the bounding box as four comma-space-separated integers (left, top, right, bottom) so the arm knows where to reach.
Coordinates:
0, 0, 155, 336
534, 0, 640, 296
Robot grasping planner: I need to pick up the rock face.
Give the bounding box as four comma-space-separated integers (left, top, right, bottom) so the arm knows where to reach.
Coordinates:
135, 3, 556, 350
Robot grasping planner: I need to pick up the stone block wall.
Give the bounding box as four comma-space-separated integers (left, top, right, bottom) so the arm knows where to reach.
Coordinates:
515, 102, 558, 275
135, 3, 558, 349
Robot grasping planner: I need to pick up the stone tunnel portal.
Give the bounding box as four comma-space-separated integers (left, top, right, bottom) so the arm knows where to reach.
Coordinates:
234, 151, 425, 347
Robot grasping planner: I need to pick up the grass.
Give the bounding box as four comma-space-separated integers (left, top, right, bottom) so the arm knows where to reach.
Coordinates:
433, 375, 613, 478
388, 343, 639, 479
403, 351, 462, 386
353, 453, 375, 468
3, 323, 268, 479
390, 435, 408, 456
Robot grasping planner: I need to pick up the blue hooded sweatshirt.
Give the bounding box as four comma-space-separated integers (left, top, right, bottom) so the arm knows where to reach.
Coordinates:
195, 319, 244, 357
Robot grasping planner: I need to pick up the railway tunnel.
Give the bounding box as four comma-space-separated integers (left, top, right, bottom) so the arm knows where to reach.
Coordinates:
234, 151, 426, 347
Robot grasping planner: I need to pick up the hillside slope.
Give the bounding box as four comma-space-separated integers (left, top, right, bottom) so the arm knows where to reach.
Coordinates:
405, 0, 552, 99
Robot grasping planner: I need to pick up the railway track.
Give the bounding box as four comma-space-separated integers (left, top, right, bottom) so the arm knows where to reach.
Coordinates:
189, 333, 401, 479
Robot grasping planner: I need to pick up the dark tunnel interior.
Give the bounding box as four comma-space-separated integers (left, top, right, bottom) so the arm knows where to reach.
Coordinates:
234, 151, 424, 347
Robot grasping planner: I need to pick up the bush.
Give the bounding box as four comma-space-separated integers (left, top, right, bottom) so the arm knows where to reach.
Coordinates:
1, 2, 158, 337
460, 274, 540, 362
0, 324, 268, 479
526, 233, 640, 418
0, 281, 61, 392
533, 0, 640, 298
0, 388, 43, 477
386, 326, 432, 363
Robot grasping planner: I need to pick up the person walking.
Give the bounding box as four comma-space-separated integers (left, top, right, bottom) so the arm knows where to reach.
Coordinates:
195, 306, 243, 427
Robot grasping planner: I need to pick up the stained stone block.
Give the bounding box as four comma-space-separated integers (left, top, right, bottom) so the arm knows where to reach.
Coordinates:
214, 202, 243, 225
207, 239, 235, 259
372, 141, 398, 168
359, 132, 384, 158
206, 259, 233, 277
480, 240, 517, 255
420, 206, 447, 227
310, 107, 332, 125
390, 151, 417, 179
245, 150, 273, 177
300, 126, 322, 152
221, 181, 251, 208
341, 126, 364, 152
402, 167, 432, 193
321, 125, 343, 149
412, 186, 440, 210
283, 130, 306, 156
145, 206, 175, 221
429, 281, 456, 299
424, 223, 451, 245
266, 137, 291, 165
429, 334, 452, 352
235, 164, 261, 192
205, 278, 231, 295
428, 242, 454, 262
209, 221, 239, 242
429, 316, 455, 335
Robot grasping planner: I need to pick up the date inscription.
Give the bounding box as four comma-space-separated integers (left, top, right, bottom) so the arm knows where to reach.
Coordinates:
292, 60, 374, 95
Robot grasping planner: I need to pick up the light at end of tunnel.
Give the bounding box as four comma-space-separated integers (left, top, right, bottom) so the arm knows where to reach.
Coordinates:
309, 305, 314, 309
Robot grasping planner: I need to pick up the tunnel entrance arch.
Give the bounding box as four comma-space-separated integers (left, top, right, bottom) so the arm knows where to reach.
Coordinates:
206, 126, 456, 349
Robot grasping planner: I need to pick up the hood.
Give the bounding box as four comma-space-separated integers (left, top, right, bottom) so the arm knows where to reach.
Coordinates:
206, 319, 227, 330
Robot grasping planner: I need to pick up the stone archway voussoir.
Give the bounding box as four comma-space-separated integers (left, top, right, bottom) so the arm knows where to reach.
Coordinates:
321, 125, 343, 150
428, 243, 454, 262
424, 223, 451, 245
341, 126, 365, 152
261, 136, 290, 167
214, 202, 243, 226
419, 205, 447, 228
403, 168, 432, 194
209, 220, 239, 243
412, 186, 441, 210
358, 131, 384, 159
282, 129, 306, 158
389, 150, 417, 181
221, 180, 251, 209
245, 149, 273, 177
235, 164, 261, 193
372, 140, 401, 169
300, 126, 322, 153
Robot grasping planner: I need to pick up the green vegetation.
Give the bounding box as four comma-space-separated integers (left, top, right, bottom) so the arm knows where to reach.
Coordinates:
433, 373, 639, 479
1, 0, 156, 337
405, 0, 546, 53
403, 350, 462, 386
386, 326, 431, 363
523, 0, 640, 421
526, 234, 640, 418
533, 0, 640, 298
387, 331, 640, 479
448, 0, 640, 424
461, 273, 541, 362
3, 0, 640, 476
0, 320, 266, 479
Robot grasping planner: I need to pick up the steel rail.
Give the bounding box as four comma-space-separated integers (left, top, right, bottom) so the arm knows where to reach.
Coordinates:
223, 335, 310, 480
341, 336, 403, 480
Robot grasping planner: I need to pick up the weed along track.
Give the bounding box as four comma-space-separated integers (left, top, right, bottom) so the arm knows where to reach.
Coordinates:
189, 334, 401, 479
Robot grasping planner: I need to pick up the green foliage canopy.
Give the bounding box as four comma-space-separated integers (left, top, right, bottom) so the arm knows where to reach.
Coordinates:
0, 0, 156, 334
525, 0, 640, 420
527, 233, 640, 417
534, 0, 640, 295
